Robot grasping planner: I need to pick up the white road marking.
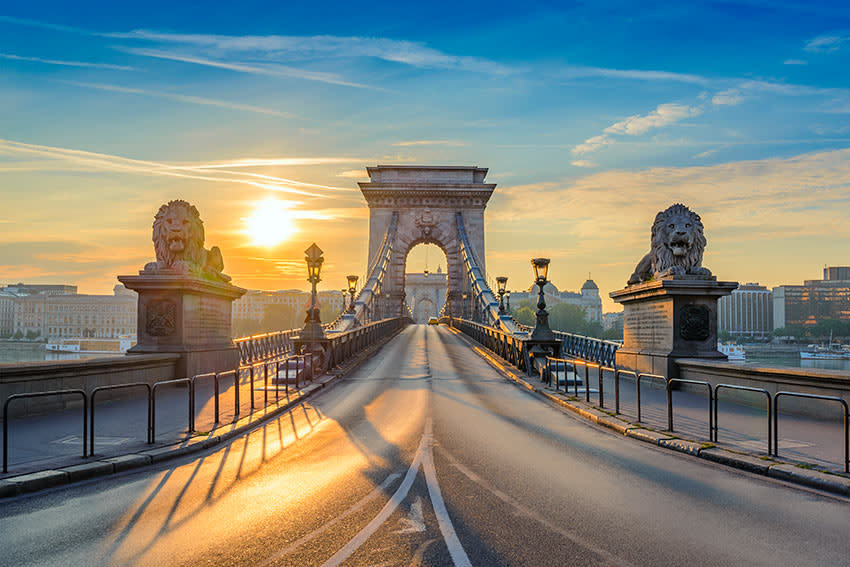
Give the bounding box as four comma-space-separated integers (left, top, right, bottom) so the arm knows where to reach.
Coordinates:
436, 444, 637, 567
422, 418, 473, 567
259, 473, 403, 566
320, 434, 427, 567
394, 496, 426, 533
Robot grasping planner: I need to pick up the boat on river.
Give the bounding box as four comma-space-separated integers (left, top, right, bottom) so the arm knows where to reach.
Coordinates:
800, 332, 848, 359
718, 342, 746, 361
46, 335, 136, 355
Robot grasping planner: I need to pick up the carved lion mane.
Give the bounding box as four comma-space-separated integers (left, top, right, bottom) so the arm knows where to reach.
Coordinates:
145, 200, 229, 281
627, 203, 712, 285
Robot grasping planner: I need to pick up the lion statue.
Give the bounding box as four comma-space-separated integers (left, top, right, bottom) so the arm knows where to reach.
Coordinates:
144, 200, 230, 282
627, 203, 712, 285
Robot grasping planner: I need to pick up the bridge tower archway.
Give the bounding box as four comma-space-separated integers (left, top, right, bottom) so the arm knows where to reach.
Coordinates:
359, 166, 496, 318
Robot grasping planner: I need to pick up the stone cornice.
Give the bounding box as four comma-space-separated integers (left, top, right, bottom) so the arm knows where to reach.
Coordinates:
358, 183, 496, 190
360, 189, 494, 209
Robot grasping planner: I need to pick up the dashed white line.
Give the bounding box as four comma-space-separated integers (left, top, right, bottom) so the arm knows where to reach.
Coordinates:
320, 434, 426, 567
422, 418, 473, 567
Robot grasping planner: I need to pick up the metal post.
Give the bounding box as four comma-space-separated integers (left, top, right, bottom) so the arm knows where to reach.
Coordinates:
598, 365, 604, 408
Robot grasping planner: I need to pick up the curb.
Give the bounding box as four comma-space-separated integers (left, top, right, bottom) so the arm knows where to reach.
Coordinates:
0, 328, 402, 499
448, 327, 850, 498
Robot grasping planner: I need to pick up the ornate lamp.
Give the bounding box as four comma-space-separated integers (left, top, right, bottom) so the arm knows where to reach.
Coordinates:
461, 292, 468, 319
530, 258, 554, 341
346, 274, 359, 313
506, 291, 511, 313
532, 258, 549, 285
496, 276, 508, 314
302, 243, 325, 341
375, 282, 382, 321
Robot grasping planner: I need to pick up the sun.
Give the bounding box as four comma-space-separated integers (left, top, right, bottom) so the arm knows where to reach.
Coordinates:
245, 198, 297, 247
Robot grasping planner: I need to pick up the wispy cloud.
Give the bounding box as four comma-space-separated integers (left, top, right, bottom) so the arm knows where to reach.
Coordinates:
571, 135, 612, 155
804, 32, 850, 53
109, 30, 514, 75
604, 103, 701, 136
392, 140, 467, 147
557, 65, 709, 85
783, 59, 808, 65
712, 88, 745, 106
573, 103, 702, 155
1, 16, 509, 84
570, 160, 595, 168
0, 15, 90, 35
0, 52, 133, 71
0, 138, 361, 196
693, 148, 719, 159
63, 80, 293, 118
118, 47, 378, 90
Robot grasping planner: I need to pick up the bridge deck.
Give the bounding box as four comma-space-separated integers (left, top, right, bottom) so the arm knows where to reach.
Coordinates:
0, 325, 847, 566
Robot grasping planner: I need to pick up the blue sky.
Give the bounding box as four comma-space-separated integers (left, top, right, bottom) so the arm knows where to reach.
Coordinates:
1, 1, 849, 310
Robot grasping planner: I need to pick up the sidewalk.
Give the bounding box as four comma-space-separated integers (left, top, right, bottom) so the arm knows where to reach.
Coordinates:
0, 327, 402, 498
451, 328, 850, 498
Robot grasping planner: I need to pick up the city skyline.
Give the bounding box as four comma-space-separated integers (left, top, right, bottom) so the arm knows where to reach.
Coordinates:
2, 3, 850, 311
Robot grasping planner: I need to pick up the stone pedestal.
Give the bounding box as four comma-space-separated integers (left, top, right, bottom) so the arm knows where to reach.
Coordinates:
118, 273, 246, 378
610, 277, 737, 378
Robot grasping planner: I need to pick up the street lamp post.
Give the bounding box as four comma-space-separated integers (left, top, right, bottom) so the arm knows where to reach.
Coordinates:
496, 276, 508, 314
527, 257, 560, 376
302, 242, 325, 342
461, 292, 468, 319
530, 258, 553, 341
506, 291, 511, 313
346, 275, 359, 314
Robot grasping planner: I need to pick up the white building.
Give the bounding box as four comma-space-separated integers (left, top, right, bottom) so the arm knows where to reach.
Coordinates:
718, 283, 773, 338
11, 286, 137, 340
405, 267, 448, 323
0, 291, 18, 337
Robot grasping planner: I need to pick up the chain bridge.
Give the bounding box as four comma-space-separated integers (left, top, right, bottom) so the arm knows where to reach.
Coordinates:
2, 165, 849, 567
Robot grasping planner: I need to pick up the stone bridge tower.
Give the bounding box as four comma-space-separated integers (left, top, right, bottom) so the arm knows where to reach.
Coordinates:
359, 166, 495, 317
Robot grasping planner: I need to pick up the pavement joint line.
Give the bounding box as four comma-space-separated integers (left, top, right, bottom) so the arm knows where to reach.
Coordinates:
446, 325, 850, 498
0, 326, 406, 499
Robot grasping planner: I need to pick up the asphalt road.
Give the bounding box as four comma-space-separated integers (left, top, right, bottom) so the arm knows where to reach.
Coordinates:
0, 325, 848, 566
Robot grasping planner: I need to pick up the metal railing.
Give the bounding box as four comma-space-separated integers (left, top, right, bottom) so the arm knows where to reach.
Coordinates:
666, 378, 713, 438
450, 318, 529, 372
456, 317, 850, 471
613, 369, 637, 415
4, 390, 87, 473
714, 384, 771, 454
90, 383, 151, 454
636, 372, 666, 423
774, 392, 848, 473
553, 330, 620, 367
1, 317, 409, 473
235, 329, 298, 365
151, 378, 193, 444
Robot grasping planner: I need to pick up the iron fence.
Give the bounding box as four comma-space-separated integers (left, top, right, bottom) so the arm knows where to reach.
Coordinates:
1, 318, 409, 474
454, 318, 850, 471
714, 384, 772, 454
774, 392, 848, 473
4, 390, 87, 473
90, 383, 151, 454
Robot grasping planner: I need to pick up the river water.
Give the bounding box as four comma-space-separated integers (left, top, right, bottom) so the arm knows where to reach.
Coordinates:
0, 342, 121, 364
744, 353, 850, 372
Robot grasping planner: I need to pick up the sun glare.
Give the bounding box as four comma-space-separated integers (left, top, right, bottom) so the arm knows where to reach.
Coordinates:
246, 198, 297, 247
